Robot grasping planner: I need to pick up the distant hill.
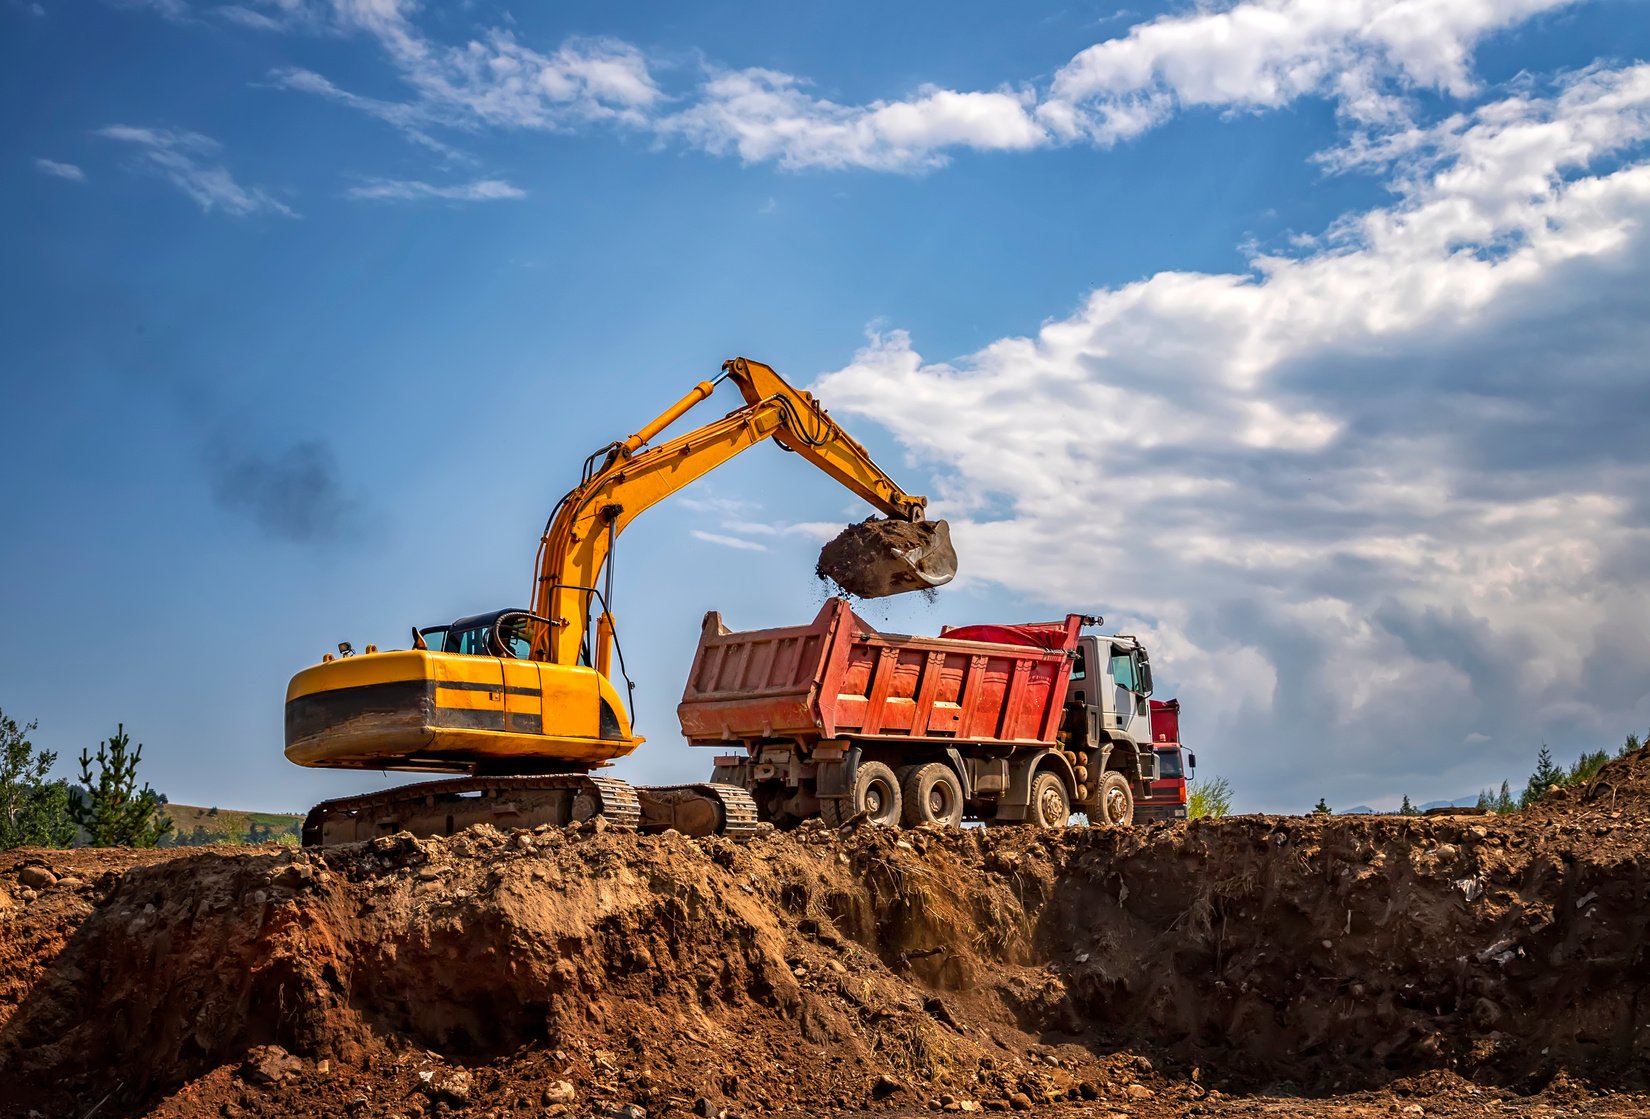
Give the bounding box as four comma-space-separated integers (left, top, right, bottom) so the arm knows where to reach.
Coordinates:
160, 804, 303, 847
1341, 806, 1376, 814
1419, 797, 1481, 811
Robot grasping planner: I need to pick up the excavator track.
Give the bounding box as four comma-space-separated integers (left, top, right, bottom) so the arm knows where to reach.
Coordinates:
301, 773, 641, 847
635, 781, 761, 838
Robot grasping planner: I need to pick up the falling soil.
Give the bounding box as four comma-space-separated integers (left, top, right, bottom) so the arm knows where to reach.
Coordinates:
4, 750, 1650, 1118
816, 518, 957, 599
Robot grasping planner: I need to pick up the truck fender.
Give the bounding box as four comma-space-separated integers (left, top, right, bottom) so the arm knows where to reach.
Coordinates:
815, 744, 861, 800
996, 749, 1077, 822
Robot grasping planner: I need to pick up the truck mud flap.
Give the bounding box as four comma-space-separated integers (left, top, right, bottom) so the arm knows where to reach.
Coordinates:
815, 744, 861, 803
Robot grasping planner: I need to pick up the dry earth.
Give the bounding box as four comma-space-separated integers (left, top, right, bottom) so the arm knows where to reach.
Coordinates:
3, 752, 1648, 1119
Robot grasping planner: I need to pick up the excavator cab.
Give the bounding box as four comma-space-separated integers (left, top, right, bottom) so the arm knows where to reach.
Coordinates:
421, 610, 535, 658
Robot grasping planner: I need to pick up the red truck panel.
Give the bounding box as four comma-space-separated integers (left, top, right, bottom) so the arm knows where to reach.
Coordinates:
1149, 698, 1181, 745
679, 598, 1084, 749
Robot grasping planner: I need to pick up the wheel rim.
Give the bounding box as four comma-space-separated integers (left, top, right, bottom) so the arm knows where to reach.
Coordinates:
1105, 786, 1129, 824
1037, 785, 1066, 826
865, 786, 884, 815
928, 785, 950, 817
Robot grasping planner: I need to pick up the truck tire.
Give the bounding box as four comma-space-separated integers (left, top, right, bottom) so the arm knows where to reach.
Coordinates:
900, 762, 964, 828
1092, 771, 1134, 826
1028, 771, 1071, 828
821, 760, 902, 827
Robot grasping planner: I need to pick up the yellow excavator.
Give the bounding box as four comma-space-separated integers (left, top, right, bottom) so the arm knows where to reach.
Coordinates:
286, 357, 956, 844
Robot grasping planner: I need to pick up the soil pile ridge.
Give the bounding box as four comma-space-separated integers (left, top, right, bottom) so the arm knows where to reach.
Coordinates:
1, 750, 1647, 1118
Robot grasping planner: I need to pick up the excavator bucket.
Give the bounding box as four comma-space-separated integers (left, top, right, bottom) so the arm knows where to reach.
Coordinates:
816, 518, 957, 599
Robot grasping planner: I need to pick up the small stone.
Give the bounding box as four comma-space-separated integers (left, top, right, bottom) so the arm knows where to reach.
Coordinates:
1126, 1084, 1154, 1100
692, 1098, 722, 1119
424, 1068, 472, 1106
240, 1045, 304, 1086
872, 1075, 902, 1098
589, 816, 613, 834
600, 1106, 645, 1119
17, 865, 56, 889
1402, 1106, 1424, 1116
56, 876, 85, 890
958, 1103, 981, 1114
543, 1081, 576, 1104
1008, 1092, 1034, 1111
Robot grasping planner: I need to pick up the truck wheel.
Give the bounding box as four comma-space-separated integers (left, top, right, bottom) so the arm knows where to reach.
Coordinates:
900, 762, 964, 828
822, 761, 902, 827
1028, 771, 1071, 828
1093, 771, 1134, 826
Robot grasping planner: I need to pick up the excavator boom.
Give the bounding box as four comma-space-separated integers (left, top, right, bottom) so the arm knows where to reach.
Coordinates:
530, 356, 952, 666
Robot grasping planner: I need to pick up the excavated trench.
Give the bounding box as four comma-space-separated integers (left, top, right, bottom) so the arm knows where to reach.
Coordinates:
2, 751, 1648, 1118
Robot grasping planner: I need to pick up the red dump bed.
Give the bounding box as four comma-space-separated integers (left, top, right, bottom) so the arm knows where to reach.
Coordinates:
679, 598, 1084, 749
1149, 698, 1181, 744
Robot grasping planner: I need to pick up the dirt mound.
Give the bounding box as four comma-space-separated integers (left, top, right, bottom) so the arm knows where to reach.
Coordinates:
816, 517, 957, 598
2, 757, 1648, 1118
1524, 742, 1650, 826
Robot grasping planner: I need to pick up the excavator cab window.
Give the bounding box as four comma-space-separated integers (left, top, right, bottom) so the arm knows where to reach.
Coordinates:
443, 625, 493, 656
419, 626, 450, 651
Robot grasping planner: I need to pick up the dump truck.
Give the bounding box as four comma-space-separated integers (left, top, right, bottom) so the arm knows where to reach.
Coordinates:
285, 357, 956, 845
1135, 698, 1195, 822
678, 598, 1161, 827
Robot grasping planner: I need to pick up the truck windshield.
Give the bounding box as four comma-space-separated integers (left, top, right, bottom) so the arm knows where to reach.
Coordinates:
1156, 748, 1184, 779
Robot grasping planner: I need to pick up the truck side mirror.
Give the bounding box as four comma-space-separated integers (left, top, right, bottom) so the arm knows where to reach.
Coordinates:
1138, 659, 1154, 697
1187, 752, 1197, 770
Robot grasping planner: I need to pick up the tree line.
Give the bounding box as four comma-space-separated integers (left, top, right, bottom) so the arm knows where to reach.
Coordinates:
1, 706, 171, 849
1319, 730, 1648, 817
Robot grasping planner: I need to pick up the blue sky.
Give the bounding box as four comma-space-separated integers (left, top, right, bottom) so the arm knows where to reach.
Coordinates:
5, 0, 1650, 815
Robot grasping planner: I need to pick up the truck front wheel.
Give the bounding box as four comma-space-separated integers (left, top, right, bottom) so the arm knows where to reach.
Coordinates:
1028, 771, 1071, 828
822, 760, 902, 827
900, 762, 964, 828
1092, 771, 1134, 826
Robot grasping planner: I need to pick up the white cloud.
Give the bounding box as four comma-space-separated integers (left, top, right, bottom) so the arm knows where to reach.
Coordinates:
96, 124, 296, 216
240, 0, 1586, 172
1042, 0, 1582, 140
273, 0, 663, 132
661, 72, 1047, 171
343, 177, 525, 202
34, 158, 86, 182
690, 530, 770, 553
812, 63, 1650, 809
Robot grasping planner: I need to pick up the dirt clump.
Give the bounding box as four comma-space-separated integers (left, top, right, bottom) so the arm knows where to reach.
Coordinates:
2, 750, 1648, 1118
817, 517, 957, 598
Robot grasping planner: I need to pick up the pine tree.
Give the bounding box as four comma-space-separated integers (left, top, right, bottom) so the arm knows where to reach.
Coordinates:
0, 708, 76, 849
70, 725, 172, 847
1566, 749, 1610, 787
1495, 780, 1515, 814
1520, 745, 1563, 809
1620, 732, 1643, 758
1399, 794, 1419, 816
1311, 797, 1331, 816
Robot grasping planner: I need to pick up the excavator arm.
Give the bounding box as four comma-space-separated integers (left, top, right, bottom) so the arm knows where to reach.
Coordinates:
530, 357, 945, 667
